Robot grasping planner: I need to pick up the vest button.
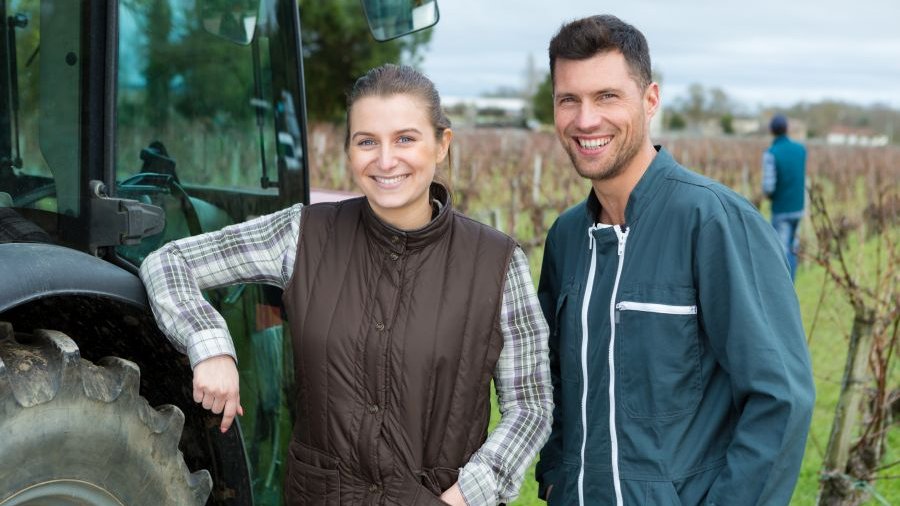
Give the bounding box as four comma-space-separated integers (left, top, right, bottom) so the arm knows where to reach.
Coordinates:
367, 403, 379, 414
389, 252, 399, 261
375, 321, 385, 331
391, 235, 400, 243
369, 483, 381, 493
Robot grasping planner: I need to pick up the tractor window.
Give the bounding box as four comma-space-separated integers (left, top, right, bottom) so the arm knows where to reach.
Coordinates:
0, 0, 80, 220
117, 1, 278, 190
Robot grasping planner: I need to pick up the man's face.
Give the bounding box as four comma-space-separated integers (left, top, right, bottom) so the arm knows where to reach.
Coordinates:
553, 51, 658, 182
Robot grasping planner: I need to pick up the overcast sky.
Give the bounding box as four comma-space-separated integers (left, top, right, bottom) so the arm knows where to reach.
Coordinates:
419, 0, 900, 110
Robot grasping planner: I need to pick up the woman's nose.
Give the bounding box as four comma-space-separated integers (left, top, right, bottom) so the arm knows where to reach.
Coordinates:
378, 147, 399, 171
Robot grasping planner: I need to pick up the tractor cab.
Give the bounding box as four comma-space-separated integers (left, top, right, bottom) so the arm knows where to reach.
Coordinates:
0, 1, 437, 504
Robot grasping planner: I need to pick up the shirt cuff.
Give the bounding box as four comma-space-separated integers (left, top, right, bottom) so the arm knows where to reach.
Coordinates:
458, 460, 498, 506
186, 328, 237, 368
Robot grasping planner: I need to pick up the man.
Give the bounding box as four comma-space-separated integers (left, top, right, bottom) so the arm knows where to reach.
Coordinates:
763, 114, 807, 280
535, 15, 815, 506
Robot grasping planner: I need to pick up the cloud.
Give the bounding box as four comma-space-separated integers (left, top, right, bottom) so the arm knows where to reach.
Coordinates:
421, 0, 900, 108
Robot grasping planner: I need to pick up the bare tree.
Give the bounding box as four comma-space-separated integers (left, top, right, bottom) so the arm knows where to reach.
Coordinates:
811, 165, 900, 505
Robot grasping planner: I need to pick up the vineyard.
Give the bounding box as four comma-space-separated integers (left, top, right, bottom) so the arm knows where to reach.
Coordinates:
309, 124, 900, 505
308, 124, 898, 272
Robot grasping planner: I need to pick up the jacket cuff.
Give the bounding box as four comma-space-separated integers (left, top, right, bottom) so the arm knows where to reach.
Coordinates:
537, 466, 560, 501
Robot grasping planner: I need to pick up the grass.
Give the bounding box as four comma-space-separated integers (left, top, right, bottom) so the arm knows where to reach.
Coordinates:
491, 231, 899, 505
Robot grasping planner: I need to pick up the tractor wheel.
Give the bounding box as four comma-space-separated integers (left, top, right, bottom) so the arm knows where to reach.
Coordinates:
0, 322, 211, 505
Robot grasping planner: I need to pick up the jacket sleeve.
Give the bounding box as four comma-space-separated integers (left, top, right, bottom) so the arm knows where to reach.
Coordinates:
694, 201, 815, 505
534, 225, 564, 501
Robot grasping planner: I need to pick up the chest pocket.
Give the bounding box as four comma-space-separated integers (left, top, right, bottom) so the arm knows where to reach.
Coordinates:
616, 287, 702, 419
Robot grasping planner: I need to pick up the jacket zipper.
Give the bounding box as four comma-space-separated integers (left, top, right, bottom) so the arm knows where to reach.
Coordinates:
577, 224, 628, 506
607, 225, 628, 506
614, 301, 697, 323
577, 224, 604, 506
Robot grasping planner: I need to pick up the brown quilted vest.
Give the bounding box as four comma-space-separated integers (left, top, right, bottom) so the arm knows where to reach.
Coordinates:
282, 184, 515, 505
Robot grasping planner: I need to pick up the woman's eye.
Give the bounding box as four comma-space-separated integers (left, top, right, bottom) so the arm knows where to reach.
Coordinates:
397, 136, 415, 144
357, 139, 376, 146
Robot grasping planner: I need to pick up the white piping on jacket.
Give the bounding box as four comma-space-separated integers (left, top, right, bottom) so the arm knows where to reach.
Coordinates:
607, 225, 628, 506
577, 224, 628, 506
578, 223, 605, 506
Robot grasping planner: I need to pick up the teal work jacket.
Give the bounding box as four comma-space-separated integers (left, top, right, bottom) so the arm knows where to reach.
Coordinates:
536, 147, 815, 506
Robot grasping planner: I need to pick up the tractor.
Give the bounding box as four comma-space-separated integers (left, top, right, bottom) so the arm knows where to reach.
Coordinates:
0, 0, 438, 503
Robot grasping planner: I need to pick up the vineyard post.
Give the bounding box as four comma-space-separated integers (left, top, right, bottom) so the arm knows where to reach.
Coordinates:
508, 174, 519, 235
818, 309, 875, 505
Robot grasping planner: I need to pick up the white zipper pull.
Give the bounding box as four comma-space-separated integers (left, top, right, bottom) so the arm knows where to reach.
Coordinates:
616, 226, 629, 256
587, 226, 596, 250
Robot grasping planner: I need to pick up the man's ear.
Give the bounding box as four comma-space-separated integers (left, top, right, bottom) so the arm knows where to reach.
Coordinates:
644, 82, 660, 120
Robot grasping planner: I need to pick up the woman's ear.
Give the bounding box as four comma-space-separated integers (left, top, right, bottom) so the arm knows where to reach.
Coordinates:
436, 128, 453, 163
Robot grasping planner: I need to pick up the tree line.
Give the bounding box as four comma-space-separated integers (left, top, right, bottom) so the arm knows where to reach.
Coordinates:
530, 73, 899, 143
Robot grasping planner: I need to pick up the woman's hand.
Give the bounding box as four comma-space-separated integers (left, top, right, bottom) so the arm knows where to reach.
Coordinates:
193, 355, 244, 433
439, 482, 467, 506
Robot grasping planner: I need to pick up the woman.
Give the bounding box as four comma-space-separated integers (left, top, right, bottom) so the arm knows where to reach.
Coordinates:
140, 64, 552, 505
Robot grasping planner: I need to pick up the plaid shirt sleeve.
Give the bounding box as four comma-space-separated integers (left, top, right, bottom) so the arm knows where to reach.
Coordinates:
139, 204, 303, 368
762, 151, 777, 196
458, 247, 554, 505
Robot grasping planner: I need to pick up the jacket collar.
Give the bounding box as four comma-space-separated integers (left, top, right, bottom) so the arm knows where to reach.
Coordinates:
361, 182, 453, 253
584, 146, 676, 226
771, 134, 789, 146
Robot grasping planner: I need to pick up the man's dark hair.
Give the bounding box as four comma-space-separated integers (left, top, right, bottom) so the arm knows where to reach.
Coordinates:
548, 15, 652, 90
769, 114, 788, 136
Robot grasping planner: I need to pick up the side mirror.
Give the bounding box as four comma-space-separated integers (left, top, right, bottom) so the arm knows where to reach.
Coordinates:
200, 0, 258, 46
360, 0, 439, 42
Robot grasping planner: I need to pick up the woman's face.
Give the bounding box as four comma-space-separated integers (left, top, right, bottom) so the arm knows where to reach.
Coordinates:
347, 93, 452, 230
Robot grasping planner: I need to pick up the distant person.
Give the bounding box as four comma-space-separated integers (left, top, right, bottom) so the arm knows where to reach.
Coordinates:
534, 15, 815, 506
763, 113, 807, 280
141, 64, 552, 505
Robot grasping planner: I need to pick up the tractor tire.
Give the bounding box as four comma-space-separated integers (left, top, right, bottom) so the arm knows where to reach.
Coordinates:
0, 322, 212, 505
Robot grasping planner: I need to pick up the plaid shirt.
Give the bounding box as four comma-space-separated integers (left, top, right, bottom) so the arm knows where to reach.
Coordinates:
139, 204, 552, 505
